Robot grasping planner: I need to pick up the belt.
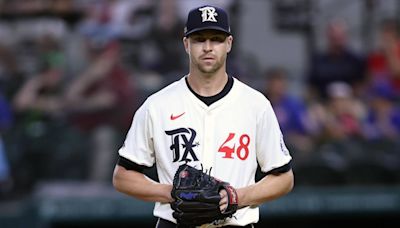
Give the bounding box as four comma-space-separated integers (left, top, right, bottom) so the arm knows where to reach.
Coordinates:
156, 218, 255, 228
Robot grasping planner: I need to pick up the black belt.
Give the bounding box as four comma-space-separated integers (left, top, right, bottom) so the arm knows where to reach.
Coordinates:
156, 218, 255, 228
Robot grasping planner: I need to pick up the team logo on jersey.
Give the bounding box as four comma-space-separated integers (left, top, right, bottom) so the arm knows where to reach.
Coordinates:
199, 6, 218, 22
165, 128, 200, 162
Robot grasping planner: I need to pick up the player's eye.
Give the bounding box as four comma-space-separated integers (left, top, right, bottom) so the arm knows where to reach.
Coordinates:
210, 36, 226, 42
192, 36, 206, 42
190, 35, 226, 43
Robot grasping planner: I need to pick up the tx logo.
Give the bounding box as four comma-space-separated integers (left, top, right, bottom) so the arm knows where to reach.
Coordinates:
165, 128, 200, 162
199, 6, 218, 22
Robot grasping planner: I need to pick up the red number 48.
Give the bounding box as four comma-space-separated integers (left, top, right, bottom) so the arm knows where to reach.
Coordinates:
218, 133, 250, 160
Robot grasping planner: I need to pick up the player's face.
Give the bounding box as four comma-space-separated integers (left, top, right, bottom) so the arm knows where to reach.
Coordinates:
184, 30, 232, 74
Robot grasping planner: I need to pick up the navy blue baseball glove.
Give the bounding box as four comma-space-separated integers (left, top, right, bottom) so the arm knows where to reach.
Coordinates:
170, 164, 238, 227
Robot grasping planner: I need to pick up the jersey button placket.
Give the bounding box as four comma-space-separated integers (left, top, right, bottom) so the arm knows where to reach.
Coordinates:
202, 111, 215, 170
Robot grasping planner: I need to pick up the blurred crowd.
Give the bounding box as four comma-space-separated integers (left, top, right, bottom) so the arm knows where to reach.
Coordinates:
0, 0, 399, 200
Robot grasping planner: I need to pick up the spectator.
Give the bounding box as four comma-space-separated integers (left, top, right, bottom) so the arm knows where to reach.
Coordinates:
108, 0, 155, 71
367, 18, 400, 98
64, 36, 136, 183
362, 81, 400, 141
10, 34, 85, 188
77, 0, 119, 46
312, 82, 366, 141
148, 0, 186, 76
109, 0, 154, 40
307, 18, 367, 100
13, 34, 66, 118
263, 67, 314, 162
307, 82, 367, 170
360, 81, 400, 174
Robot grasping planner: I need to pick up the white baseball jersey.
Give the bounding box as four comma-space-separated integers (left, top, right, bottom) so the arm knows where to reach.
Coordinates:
119, 76, 292, 226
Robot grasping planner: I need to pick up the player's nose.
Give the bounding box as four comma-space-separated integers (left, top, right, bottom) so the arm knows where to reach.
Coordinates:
202, 40, 212, 52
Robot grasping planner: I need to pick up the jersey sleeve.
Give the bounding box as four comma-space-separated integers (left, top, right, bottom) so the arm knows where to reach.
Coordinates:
118, 99, 155, 167
256, 100, 292, 173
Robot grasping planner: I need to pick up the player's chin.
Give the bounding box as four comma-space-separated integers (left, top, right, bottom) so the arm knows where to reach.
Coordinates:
199, 65, 219, 74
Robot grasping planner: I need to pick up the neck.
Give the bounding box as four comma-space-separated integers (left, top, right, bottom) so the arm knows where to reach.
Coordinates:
187, 69, 228, 97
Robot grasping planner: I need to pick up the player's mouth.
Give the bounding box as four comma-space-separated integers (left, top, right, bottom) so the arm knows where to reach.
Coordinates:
201, 56, 216, 62
201, 54, 215, 60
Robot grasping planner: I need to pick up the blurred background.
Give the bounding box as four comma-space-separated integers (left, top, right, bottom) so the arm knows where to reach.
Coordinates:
0, 0, 400, 227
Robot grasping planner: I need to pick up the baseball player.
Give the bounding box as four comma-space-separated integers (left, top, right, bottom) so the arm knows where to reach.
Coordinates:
113, 5, 294, 228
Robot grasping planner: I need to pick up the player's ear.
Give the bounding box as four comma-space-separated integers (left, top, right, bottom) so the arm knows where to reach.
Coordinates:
183, 37, 190, 54
226, 35, 233, 53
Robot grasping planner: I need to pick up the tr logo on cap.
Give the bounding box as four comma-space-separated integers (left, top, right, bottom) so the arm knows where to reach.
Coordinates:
184, 5, 231, 37
199, 6, 218, 23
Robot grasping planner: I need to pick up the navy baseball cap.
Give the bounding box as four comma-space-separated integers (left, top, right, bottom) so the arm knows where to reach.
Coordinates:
184, 5, 232, 37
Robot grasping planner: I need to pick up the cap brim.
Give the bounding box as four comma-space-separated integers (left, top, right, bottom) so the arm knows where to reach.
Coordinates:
185, 26, 231, 37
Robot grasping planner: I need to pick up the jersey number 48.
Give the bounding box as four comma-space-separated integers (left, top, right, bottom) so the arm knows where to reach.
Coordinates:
218, 133, 250, 160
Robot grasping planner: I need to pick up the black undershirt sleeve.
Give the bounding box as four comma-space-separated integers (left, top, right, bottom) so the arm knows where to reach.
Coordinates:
117, 155, 149, 173
117, 156, 159, 181
255, 160, 292, 181
266, 160, 292, 175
